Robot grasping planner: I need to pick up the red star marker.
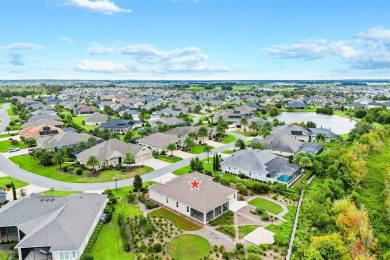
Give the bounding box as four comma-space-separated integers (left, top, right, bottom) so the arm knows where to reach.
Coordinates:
189, 178, 201, 190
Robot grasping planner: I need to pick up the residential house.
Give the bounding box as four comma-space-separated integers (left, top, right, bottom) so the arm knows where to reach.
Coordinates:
23, 119, 64, 128
0, 193, 107, 260
84, 113, 108, 126
0, 189, 6, 204
37, 132, 103, 151
118, 109, 140, 120
221, 149, 302, 184
345, 102, 366, 109
166, 126, 214, 142
285, 100, 307, 109
76, 138, 152, 166
149, 172, 237, 224
20, 125, 64, 139
74, 106, 96, 116
270, 124, 311, 142
155, 108, 180, 117
149, 117, 186, 127
137, 132, 180, 152
99, 120, 142, 134
307, 128, 337, 142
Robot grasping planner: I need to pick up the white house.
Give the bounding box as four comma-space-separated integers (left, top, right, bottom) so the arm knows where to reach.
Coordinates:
149, 172, 237, 224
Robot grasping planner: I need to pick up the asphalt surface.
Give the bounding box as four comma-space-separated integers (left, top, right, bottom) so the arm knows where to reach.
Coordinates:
0, 103, 11, 134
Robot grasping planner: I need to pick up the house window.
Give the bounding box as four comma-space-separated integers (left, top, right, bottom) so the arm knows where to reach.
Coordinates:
59, 252, 70, 260
176, 202, 179, 208
166, 197, 169, 203
234, 193, 236, 199
187, 206, 189, 212
72, 251, 76, 259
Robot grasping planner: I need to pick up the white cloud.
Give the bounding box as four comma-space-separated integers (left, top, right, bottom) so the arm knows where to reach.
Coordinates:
5, 54, 25, 66
87, 43, 114, 55
3, 43, 44, 51
59, 36, 74, 44
69, 0, 131, 14
263, 27, 390, 70
75, 60, 128, 72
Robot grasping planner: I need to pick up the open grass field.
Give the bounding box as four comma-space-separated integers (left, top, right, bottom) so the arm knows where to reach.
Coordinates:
72, 116, 97, 131
0, 140, 29, 152
156, 155, 182, 163
249, 197, 283, 215
0, 176, 28, 189
190, 144, 214, 154
239, 225, 258, 238
148, 208, 201, 231
10, 155, 153, 183
168, 234, 210, 260
41, 190, 82, 196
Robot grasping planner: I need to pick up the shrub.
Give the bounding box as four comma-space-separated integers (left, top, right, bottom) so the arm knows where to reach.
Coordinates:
247, 253, 263, 260
63, 165, 69, 172
247, 244, 264, 255
5, 183, 12, 189
10, 139, 19, 145
261, 212, 270, 221
102, 189, 113, 198
76, 168, 83, 175
256, 207, 265, 215
209, 211, 234, 226
109, 197, 117, 205
239, 188, 249, 196
67, 166, 74, 171
123, 241, 131, 252
80, 253, 94, 260
115, 163, 122, 170
138, 195, 158, 209
153, 243, 162, 253
216, 225, 235, 238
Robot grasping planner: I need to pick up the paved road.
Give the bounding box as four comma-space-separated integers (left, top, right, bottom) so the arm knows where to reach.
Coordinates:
0, 103, 11, 134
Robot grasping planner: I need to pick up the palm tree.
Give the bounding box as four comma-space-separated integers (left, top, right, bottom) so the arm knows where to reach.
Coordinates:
183, 136, 194, 151
204, 145, 212, 163
86, 155, 100, 173
87, 137, 97, 147
166, 142, 177, 157
52, 149, 68, 169
77, 141, 89, 150
123, 152, 135, 170
240, 117, 248, 132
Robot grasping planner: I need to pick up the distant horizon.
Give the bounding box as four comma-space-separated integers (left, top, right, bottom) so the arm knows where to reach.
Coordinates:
0, 79, 389, 82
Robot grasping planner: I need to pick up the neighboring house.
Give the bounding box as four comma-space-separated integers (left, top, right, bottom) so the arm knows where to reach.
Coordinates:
307, 128, 337, 142
137, 132, 180, 152
221, 149, 302, 184
0, 189, 6, 204
23, 119, 64, 128
270, 124, 311, 142
20, 125, 64, 139
155, 108, 180, 117
99, 120, 142, 134
76, 138, 152, 166
84, 113, 108, 126
285, 100, 307, 109
345, 102, 366, 109
74, 105, 96, 116
213, 105, 255, 123
37, 132, 104, 151
149, 117, 186, 127
118, 109, 140, 120
0, 193, 107, 260
166, 126, 214, 140
149, 172, 237, 224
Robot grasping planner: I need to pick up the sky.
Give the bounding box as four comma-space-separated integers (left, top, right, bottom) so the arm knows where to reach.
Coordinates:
0, 0, 389, 80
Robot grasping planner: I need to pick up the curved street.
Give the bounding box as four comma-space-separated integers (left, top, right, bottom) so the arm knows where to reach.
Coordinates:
0, 104, 243, 191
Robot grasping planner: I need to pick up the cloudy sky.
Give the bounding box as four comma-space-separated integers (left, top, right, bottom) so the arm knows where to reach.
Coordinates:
0, 0, 389, 80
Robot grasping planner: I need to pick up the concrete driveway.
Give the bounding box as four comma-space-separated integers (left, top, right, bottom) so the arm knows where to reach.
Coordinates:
172, 150, 193, 159
138, 158, 171, 170
2, 148, 30, 158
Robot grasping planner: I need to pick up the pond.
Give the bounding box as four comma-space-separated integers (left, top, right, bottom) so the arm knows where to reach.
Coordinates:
271, 112, 356, 134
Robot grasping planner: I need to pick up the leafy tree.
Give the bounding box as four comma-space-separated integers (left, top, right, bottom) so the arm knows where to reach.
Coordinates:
190, 157, 204, 172
5, 126, 11, 134
194, 104, 202, 113
133, 175, 143, 191
235, 138, 246, 150
123, 130, 133, 143
87, 137, 97, 147
305, 234, 349, 260
198, 127, 209, 144
39, 150, 54, 166
52, 149, 68, 169
252, 142, 264, 150
240, 117, 248, 131
249, 121, 260, 135
269, 107, 279, 116
316, 133, 326, 142
77, 141, 89, 150
24, 137, 37, 147
166, 142, 177, 156
183, 136, 194, 151
123, 152, 135, 170
307, 121, 317, 128
138, 127, 149, 137
86, 155, 100, 172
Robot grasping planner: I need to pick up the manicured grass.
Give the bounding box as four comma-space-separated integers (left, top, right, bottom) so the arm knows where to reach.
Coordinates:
239, 225, 258, 238
172, 157, 213, 175
0, 140, 30, 152
168, 234, 210, 260
172, 165, 191, 175
156, 155, 182, 163
223, 134, 236, 144
232, 130, 256, 137
0, 133, 13, 138
222, 149, 234, 154
0, 176, 28, 189
0, 252, 9, 260
9, 155, 154, 183
148, 208, 201, 231
72, 116, 97, 131
7, 108, 13, 116
41, 190, 83, 196
249, 197, 283, 215
190, 144, 214, 154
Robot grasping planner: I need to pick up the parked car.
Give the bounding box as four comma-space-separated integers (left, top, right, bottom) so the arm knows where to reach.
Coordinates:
8, 148, 20, 153
100, 213, 107, 222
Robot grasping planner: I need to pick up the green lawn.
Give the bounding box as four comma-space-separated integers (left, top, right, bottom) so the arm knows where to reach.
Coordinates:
190, 144, 214, 154
10, 155, 154, 183
7, 108, 14, 116
156, 155, 182, 163
0, 140, 30, 152
91, 184, 152, 260
223, 134, 236, 144
41, 190, 83, 196
148, 208, 201, 231
0, 252, 9, 260
232, 130, 256, 137
239, 225, 258, 238
172, 157, 213, 175
168, 234, 210, 260
172, 165, 191, 175
72, 116, 97, 131
222, 149, 234, 154
249, 197, 284, 215
0, 176, 28, 189
0, 133, 13, 138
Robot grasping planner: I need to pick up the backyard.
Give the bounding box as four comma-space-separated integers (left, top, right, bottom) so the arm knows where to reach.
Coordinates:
9, 155, 153, 183
148, 208, 201, 231
168, 234, 210, 260
72, 116, 97, 131
249, 197, 284, 215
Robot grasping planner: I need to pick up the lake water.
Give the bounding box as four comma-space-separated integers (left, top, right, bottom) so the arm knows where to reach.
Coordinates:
271, 112, 356, 134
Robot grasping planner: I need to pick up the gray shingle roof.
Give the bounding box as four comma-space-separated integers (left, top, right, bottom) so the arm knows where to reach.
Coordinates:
258, 134, 303, 154
150, 172, 236, 212
37, 132, 103, 150
84, 112, 108, 123
137, 132, 180, 149
0, 193, 107, 252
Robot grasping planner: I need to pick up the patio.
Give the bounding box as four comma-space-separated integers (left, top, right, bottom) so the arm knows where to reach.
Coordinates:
24, 248, 52, 260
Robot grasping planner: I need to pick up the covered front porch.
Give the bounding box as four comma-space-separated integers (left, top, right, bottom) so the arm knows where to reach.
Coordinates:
21, 247, 52, 260
190, 201, 229, 224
